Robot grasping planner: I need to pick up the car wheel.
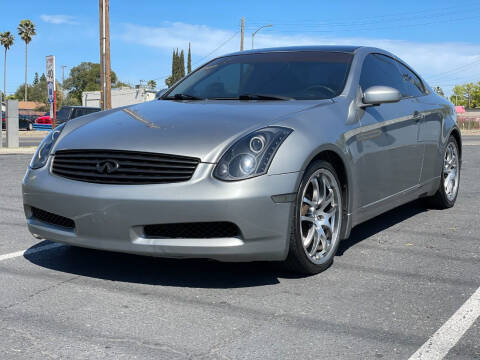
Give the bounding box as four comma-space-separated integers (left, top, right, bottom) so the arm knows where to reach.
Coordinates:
284, 160, 343, 275
427, 135, 460, 209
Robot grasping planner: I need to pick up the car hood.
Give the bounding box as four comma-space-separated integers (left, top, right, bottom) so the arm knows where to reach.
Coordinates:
55, 99, 327, 163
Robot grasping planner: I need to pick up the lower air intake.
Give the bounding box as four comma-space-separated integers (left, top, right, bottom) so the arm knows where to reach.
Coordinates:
144, 222, 240, 239
31, 207, 75, 230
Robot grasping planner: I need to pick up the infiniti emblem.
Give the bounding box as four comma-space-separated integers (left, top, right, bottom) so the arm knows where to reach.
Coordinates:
96, 159, 120, 174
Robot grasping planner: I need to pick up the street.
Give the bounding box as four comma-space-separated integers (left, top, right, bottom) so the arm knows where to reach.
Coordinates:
1, 132, 45, 148
0, 144, 478, 359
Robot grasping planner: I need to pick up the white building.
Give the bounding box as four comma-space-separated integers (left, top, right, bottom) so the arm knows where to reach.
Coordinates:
82, 87, 156, 108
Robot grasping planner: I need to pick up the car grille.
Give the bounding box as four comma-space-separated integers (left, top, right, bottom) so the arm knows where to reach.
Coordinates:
31, 207, 75, 229
52, 149, 200, 185
144, 222, 241, 239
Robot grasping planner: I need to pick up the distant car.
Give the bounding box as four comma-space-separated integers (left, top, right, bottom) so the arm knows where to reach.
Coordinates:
56, 106, 101, 125
35, 113, 52, 125
2, 112, 35, 131
19, 114, 36, 131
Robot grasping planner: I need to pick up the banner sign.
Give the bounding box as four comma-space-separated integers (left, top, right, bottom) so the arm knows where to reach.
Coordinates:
46, 55, 55, 104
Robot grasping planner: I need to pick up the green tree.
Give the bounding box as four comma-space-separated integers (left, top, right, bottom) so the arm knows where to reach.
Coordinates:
165, 49, 176, 87
450, 82, 480, 108
33, 72, 39, 85
173, 49, 180, 82
147, 80, 156, 89
63, 62, 118, 104
180, 49, 185, 78
187, 43, 192, 74
17, 19, 36, 101
13, 74, 63, 108
63, 92, 81, 106
165, 47, 188, 87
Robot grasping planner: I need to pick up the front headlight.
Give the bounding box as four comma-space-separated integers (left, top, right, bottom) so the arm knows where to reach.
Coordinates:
30, 123, 66, 169
214, 126, 293, 181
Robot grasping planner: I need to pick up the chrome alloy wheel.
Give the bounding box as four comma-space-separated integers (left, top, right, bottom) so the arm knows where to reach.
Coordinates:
443, 142, 459, 201
300, 169, 342, 264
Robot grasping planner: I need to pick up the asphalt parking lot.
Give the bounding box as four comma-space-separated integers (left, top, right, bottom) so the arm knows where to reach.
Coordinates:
0, 142, 479, 359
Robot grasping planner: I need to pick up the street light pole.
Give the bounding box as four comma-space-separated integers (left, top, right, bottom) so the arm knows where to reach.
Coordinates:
251, 24, 272, 49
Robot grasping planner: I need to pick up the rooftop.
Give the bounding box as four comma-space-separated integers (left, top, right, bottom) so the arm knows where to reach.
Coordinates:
225, 45, 361, 57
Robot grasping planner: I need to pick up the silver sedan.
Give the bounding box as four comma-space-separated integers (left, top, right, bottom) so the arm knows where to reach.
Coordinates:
23, 46, 461, 274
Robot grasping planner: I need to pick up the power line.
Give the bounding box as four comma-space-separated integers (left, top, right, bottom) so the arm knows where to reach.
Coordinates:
246, 14, 480, 34
247, 1, 480, 25
192, 31, 239, 66
426, 58, 480, 81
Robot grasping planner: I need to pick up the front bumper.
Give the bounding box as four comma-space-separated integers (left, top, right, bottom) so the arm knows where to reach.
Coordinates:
22, 159, 300, 262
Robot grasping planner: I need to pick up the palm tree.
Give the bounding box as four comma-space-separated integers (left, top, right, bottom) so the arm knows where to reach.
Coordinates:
0, 32, 14, 102
17, 19, 36, 101
0, 31, 14, 148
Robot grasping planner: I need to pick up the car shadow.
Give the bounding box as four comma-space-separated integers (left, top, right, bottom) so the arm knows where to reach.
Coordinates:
24, 200, 429, 288
24, 240, 299, 288
337, 199, 428, 256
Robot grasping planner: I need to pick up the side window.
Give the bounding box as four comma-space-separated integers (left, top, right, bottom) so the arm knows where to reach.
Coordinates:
72, 109, 83, 119
394, 61, 425, 97
359, 54, 406, 95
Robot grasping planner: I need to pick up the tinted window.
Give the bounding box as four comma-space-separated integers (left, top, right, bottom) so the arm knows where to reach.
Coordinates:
168, 51, 353, 100
56, 107, 72, 121
75, 109, 87, 118
394, 61, 425, 97
360, 54, 406, 95
84, 108, 100, 115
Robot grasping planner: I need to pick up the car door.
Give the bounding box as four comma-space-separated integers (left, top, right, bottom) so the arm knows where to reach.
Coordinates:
354, 53, 423, 210
392, 61, 444, 184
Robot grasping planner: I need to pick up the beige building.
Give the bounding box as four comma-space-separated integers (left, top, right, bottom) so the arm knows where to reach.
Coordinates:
82, 87, 156, 108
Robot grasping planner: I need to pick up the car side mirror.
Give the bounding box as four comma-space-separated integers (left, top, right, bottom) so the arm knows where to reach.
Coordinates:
360, 86, 401, 107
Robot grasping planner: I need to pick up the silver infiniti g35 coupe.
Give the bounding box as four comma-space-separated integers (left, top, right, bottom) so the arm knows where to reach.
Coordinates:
22, 46, 461, 274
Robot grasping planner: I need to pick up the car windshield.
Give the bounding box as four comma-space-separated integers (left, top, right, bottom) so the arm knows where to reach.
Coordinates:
165, 51, 353, 101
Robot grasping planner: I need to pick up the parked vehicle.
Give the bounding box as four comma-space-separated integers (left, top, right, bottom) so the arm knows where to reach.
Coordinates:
22, 46, 461, 274
56, 106, 101, 125
35, 113, 52, 125
2, 112, 36, 130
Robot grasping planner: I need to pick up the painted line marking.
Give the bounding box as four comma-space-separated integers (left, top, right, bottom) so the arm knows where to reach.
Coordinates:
0, 243, 63, 262
409, 286, 480, 360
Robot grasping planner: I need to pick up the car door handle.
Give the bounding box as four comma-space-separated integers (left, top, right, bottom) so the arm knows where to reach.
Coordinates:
412, 111, 424, 121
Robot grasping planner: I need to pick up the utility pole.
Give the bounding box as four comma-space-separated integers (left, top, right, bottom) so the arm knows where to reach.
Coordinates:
99, 0, 112, 110
240, 17, 245, 51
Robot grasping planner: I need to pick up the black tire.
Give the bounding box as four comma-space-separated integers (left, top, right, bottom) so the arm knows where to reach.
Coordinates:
284, 160, 344, 275
427, 135, 460, 209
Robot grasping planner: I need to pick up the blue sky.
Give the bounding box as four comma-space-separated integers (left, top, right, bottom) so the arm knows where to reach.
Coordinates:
2, 0, 480, 96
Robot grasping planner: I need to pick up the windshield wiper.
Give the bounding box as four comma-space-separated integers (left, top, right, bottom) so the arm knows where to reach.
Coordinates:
163, 93, 203, 100
238, 93, 293, 101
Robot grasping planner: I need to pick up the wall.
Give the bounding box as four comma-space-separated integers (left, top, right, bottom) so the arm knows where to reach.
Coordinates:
82, 87, 156, 108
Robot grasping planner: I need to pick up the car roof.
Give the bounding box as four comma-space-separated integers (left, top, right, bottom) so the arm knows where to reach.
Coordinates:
224, 45, 362, 57
62, 106, 101, 110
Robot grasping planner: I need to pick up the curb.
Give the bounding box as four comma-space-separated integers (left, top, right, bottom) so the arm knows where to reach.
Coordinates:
0, 146, 37, 155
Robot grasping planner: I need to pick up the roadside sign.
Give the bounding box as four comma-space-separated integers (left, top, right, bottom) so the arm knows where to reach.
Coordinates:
46, 55, 57, 127
46, 55, 55, 85
47, 82, 54, 103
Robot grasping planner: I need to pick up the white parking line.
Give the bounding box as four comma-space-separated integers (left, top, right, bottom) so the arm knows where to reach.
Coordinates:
409, 286, 480, 360
0, 243, 63, 262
